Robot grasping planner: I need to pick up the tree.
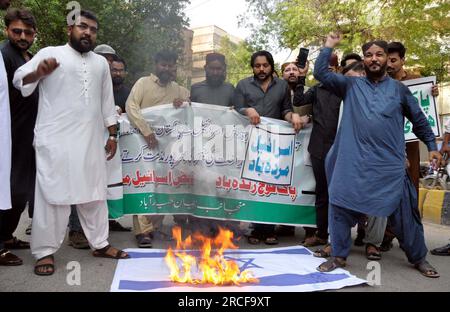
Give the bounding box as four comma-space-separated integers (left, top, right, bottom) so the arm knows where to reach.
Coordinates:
240, 0, 450, 82
218, 36, 254, 86
2, 0, 190, 85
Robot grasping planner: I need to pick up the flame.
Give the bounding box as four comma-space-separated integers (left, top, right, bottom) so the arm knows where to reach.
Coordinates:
164, 226, 259, 285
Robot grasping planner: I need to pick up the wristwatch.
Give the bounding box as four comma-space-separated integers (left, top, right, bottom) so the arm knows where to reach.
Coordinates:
108, 136, 118, 142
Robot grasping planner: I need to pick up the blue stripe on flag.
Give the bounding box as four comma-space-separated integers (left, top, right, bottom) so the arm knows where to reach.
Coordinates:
126, 248, 311, 259
118, 273, 350, 291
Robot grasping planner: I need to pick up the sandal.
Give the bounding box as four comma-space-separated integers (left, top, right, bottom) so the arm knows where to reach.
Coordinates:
93, 245, 130, 259
4, 237, 30, 249
109, 220, 132, 232
247, 235, 261, 245
316, 257, 346, 272
25, 223, 32, 235
365, 244, 382, 261
430, 244, 450, 256
0, 249, 23, 266
34, 255, 55, 276
303, 235, 328, 247
264, 236, 279, 245
414, 260, 440, 278
313, 243, 332, 258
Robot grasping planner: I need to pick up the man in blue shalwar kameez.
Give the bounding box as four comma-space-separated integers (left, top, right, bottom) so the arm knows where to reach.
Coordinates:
313, 33, 440, 278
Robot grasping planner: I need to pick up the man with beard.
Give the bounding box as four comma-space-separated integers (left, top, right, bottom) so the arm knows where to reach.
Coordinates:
234, 50, 305, 245
67, 54, 131, 250
14, 10, 129, 276
111, 56, 130, 114
379, 41, 440, 252
126, 49, 190, 248
0, 8, 38, 255
189, 53, 236, 237
312, 33, 440, 278
0, 0, 21, 267
281, 62, 308, 103
386, 42, 439, 193
190, 52, 234, 107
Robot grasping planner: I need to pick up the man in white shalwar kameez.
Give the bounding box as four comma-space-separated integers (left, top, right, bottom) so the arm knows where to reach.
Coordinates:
0, 0, 23, 266
13, 10, 129, 276
0, 0, 11, 212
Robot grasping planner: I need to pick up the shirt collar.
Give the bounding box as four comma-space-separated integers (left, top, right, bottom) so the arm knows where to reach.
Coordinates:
365, 73, 389, 85
150, 73, 174, 88
250, 76, 277, 88
65, 43, 92, 57
4, 40, 33, 60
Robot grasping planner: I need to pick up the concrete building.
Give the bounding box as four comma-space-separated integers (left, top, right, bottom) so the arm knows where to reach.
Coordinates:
191, 25, 242, 84
178, 28, 194, 89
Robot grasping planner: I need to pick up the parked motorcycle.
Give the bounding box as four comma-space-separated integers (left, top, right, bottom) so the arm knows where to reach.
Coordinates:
420, 153, 449, 190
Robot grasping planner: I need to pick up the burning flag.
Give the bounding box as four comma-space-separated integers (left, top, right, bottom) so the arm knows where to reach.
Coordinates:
164, 226, 259, 285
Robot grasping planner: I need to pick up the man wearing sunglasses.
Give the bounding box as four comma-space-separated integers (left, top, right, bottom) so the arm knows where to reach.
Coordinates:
0, 7, 38, 259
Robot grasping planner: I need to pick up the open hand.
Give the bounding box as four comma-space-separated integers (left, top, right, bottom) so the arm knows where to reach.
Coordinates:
246, 108, 260, 125
144, 133, 158, 149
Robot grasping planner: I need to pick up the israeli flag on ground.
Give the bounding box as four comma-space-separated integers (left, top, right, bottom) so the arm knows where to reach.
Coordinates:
111, 246, 366, 292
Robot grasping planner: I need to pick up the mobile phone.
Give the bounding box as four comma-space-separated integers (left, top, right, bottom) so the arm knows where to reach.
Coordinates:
296, 48, 309, 69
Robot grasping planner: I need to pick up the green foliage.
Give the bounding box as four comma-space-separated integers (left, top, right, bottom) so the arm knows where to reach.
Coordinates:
1, 0, 189, 85
241, 0, 450, 82
218, 36, 254, 86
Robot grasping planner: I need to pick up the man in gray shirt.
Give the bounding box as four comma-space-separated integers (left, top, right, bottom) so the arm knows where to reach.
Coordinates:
234, 50, 305, 245
190, 52, 234, 107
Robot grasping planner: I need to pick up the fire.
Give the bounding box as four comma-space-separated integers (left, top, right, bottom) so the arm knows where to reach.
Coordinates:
164, 226, 259, 285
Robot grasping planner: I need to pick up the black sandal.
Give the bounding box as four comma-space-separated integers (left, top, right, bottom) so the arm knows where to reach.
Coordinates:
316, 257, 346, 272
365, 244, 382, 261
93, 245, 130, 259
34, 255, 55, 276
4, 237, 30, 249
414, 260, 440, 278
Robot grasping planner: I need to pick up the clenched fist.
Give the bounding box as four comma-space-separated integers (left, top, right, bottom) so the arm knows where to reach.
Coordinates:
325, 32, 342, 49
36, 58, 60, 79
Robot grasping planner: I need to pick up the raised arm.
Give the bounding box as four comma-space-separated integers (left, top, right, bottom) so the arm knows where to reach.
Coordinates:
13, 48, 56, 97
293, 77, 315, 107
313, 33, 349, 99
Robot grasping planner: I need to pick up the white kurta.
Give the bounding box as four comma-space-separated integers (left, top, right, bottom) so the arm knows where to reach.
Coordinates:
0, 54, 11, 210
14, 44, 117, 205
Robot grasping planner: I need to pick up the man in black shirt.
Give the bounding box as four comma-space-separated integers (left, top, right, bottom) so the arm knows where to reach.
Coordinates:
293, 53, 343, 247
234, 50, 305, 245
111, 56, 130, 114
190, 53, 235, 107
0, 7, 38, 252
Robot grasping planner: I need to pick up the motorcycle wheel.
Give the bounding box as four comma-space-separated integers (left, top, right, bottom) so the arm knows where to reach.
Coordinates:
420, 177, 447, 190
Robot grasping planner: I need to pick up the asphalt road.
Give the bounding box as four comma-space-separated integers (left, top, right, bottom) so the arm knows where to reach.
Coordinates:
0, 212, 449, 292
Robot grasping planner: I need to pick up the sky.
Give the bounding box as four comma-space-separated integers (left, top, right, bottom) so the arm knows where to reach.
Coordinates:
186, 0, 250, 39
185, 0, 294, 64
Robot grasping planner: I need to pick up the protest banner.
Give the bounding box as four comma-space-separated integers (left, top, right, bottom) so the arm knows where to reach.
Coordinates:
108, 103, 316, 226
403, 76, 441, 142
